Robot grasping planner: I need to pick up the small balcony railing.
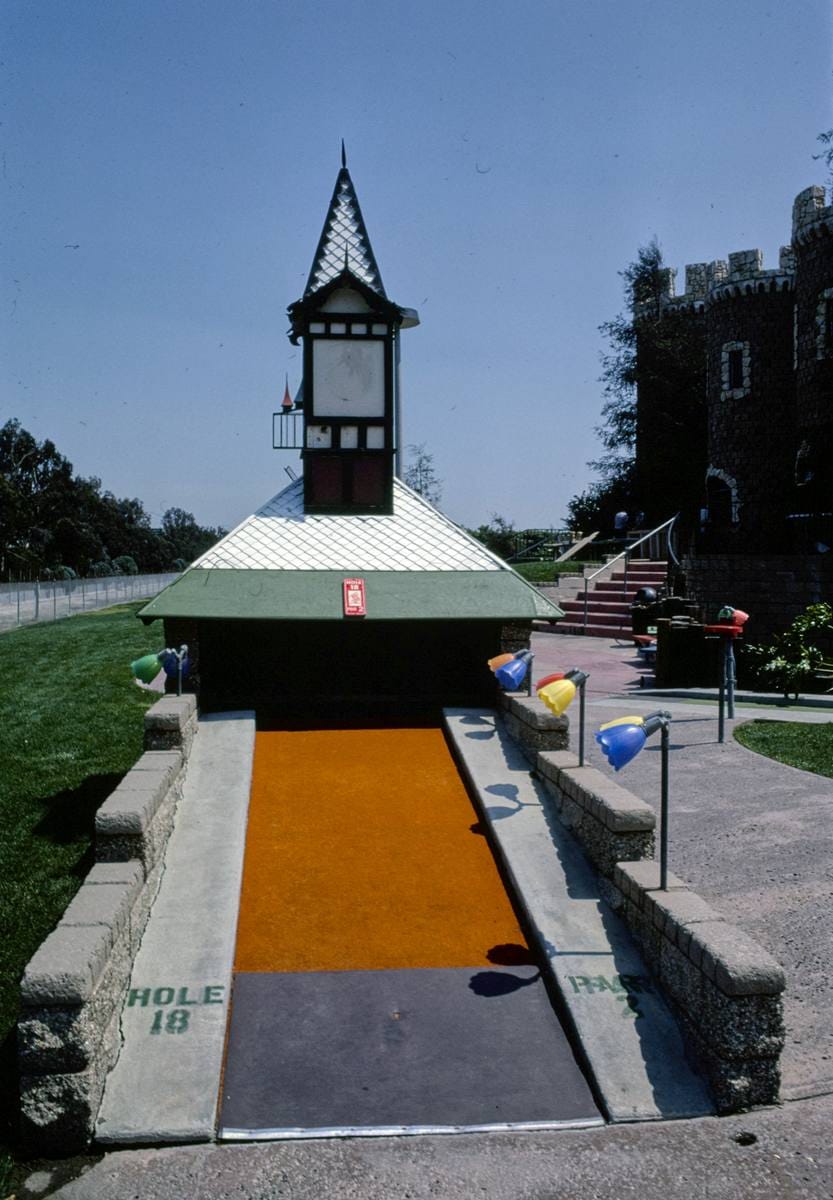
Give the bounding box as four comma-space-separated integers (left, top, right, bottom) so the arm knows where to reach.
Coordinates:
273, 410, 305, 450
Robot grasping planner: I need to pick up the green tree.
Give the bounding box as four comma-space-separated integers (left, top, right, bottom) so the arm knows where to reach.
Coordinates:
813, 129, 833, 184
0, 420, 225, 578
0, 420, 74, 577
591, 240, 666, 482
403, 443, 442, 505
568, 240, 706, 531
565, 465, 636, 533
112, 555, 139, 576
52, 517, 105, 573
159, 507, 224, 565
467, 514, 517, 560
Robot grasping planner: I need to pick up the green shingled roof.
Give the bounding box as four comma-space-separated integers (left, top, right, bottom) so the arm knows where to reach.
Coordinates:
139, 568, 564, 623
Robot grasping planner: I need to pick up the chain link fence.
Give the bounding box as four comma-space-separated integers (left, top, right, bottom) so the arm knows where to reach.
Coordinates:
0, 573, 180, 632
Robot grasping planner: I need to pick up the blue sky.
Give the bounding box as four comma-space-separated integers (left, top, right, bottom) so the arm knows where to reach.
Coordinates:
3, 1, 831, 532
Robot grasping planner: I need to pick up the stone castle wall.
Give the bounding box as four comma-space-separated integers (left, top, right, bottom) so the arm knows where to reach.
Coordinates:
680, 553, 833, 643
637, 185, 833, 632
704, 259, 795, 552
792, 186, 833, 512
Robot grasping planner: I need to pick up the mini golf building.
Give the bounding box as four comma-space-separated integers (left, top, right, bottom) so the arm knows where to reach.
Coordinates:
139, 153, 562, 711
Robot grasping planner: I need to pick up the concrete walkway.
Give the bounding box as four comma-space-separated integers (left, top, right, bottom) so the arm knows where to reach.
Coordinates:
25, 1095, 833, 1199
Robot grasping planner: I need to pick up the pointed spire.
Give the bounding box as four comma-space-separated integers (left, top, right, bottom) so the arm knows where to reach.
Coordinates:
281, 374, 293, 410
304, 156, 386, 298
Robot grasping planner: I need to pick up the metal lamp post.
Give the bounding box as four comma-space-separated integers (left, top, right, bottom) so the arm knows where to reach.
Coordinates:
596, 712, 673, 889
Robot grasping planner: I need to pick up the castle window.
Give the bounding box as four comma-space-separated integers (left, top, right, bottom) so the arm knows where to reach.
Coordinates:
795, 441, 820, 488
727, 349, 743, 390
705, 469, 739, 527
815, 288, 833, 358
720, 341, 751, 400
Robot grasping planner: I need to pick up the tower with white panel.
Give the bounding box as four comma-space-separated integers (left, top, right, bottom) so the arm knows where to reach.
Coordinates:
285, 147, 419, 514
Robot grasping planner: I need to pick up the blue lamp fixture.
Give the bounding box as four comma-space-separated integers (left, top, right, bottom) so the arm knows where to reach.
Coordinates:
161, 645, 190, 696
596, 711, 673, 890
494, 650, 535, 693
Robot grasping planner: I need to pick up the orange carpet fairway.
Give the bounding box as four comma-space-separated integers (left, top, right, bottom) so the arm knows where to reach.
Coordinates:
234, 728, 531, 973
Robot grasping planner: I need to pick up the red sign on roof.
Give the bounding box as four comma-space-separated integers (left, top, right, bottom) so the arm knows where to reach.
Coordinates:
343, 578, 367, 617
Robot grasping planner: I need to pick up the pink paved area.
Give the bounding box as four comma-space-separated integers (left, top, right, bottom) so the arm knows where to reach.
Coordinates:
531, 629, 652, 697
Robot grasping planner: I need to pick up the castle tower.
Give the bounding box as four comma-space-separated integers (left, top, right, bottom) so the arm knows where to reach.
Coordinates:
700, 248, 795, 553
633, 265, 707, 531
791, 186, 833, 545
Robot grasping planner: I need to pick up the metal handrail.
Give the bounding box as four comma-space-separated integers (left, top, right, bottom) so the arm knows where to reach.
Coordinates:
581, 516, 679, 632
507, 529, 574, 563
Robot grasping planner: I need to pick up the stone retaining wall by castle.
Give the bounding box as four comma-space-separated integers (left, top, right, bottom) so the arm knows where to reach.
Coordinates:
518, 735, 784, 1112
17, 695, 198, 1155
681, 552, 833, 642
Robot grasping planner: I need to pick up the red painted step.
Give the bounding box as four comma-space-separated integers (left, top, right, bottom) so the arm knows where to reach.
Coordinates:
549, 561, 667, 636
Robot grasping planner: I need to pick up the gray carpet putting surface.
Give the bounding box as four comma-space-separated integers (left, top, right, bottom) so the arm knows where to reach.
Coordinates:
219, 967, 601, 1136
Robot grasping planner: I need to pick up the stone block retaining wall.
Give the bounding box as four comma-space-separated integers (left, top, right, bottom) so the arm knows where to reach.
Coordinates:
610, 860, 785, 1113
681, 553, 833, 644
498, 692, 568, 763
536, 749, 655, 876
515, 731, 785, 1113
17, 695, 197, 1155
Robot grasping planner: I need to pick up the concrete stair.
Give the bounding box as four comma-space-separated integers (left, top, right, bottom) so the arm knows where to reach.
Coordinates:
549, 561, 667, 638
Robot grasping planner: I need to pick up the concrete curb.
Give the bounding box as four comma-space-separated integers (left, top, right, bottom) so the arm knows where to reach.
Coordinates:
637, 687, 833, 709
96, 711, 256, 1146
444, 707, 714, 1123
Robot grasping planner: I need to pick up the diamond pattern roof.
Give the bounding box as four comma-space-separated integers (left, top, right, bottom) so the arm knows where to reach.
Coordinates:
194, 479, 506, 573
305, 167, 386, 298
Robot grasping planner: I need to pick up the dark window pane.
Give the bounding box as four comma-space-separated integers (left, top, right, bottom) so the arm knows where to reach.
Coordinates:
728, 348, 744, 390
308, 457, 343, 504
352, 457, 385, 506
707, 476, 733, 527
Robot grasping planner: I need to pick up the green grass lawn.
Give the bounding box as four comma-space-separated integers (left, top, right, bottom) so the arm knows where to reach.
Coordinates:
513, 560, 599, 583
0, 604, 161, 1187
734, 719, 833, 778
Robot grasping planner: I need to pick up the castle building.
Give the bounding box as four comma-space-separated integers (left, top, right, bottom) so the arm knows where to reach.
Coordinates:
635, 186, 833, 637
139, 154, 562, 709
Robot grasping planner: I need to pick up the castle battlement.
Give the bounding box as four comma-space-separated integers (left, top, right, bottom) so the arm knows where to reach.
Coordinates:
632, 186, 830, 321
635, 263, 709, 318
705, 246, 794, 303
640, 248, 794, 316
661, 262, 710, 313
792, 185, 833, 244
